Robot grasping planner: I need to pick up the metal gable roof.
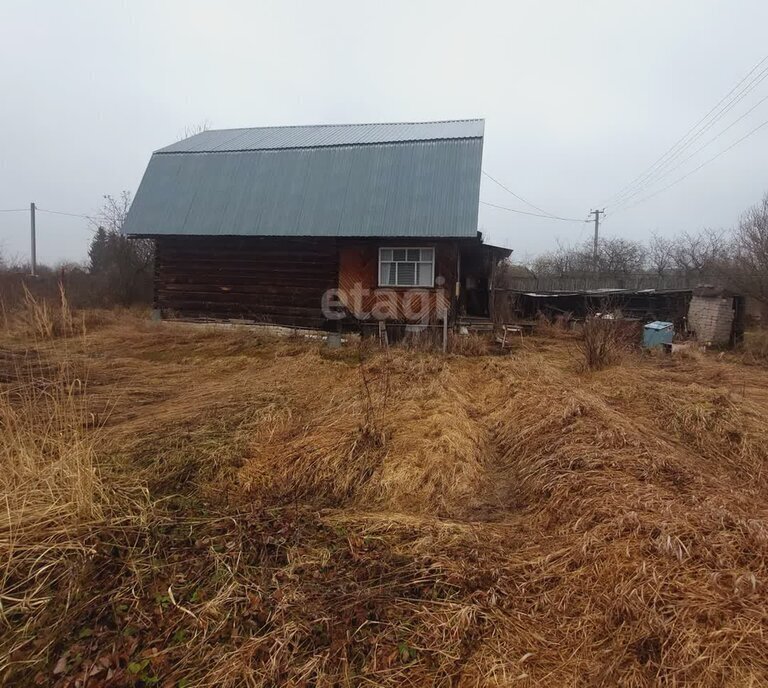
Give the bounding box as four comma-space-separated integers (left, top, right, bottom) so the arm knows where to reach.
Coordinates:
156, 119, 484, 153
123, 119, 484, 238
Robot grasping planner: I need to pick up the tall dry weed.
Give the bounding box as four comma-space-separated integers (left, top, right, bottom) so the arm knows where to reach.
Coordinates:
578, 315, 626, 370
15, 282, 83, 340
0, 347, 151, 678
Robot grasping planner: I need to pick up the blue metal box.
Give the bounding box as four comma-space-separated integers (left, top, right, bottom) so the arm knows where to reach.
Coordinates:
643, 321, 674, 348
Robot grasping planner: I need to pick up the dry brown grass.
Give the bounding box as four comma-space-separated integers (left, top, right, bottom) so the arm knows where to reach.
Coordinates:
4, 299, 768, 686
448, 331, 494, 356
0, 348, 153, 680
741, 328, 768, 365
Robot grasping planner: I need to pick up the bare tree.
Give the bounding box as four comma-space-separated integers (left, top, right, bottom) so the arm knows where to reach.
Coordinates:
92, 191, 130, 232
726, 192, 768, 304
668, 229, 725, 281
530, 240, 586, 276
519, 191, 768, 296
598, 237, 646, 276
181, 119, 212, 140
87, 192, 153, 305
531, 237, 645, 281
647, 234, 674, 278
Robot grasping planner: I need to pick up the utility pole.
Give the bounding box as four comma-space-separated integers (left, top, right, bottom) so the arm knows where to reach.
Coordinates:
30, 202, 37, 277
589, 208, 604, 272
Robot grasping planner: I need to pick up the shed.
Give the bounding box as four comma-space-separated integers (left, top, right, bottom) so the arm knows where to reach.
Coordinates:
123, 120, 511, 329
687, 286, 745, 347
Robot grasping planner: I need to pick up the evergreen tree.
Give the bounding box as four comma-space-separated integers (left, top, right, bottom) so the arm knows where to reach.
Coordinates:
88, 226, 110, 273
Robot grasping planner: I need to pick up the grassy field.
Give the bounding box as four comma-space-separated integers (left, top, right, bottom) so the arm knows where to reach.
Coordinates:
3, 301, 768, 687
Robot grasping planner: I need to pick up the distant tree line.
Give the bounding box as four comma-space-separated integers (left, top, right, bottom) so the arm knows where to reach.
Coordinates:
515, 192, 768, 307
0, 191, 153, 308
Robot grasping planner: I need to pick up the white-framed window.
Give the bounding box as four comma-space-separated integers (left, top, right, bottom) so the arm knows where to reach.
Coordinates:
378, 247, 435, 287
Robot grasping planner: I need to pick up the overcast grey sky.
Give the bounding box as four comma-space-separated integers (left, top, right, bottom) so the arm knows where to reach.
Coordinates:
2, 0, 768, 265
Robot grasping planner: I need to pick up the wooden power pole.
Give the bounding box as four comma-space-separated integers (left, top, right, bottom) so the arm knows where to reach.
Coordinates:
589, 208, 604, 272
30, 202, 37, 277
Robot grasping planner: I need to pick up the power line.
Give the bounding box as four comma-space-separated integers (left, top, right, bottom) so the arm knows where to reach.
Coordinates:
604, 54, 768, 207
1, 206, 98, 220
611, 89, 768, 213
480, 200, 587, 222
482, 170, 567, 219
610, 66, 768, 210
36, 207, 97, 221
482, 169, 591, 224
602, 52, 768, 208
611, 114, 768, 216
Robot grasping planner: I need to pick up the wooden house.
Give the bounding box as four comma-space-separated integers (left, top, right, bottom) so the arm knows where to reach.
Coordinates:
123, 120, 511, 329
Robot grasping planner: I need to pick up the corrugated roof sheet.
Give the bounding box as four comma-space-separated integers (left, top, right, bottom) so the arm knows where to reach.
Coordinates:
123, 120, 484, 238
157, 119, 484, 153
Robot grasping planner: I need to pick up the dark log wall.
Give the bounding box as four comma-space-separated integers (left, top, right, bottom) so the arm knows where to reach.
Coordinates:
155, 236, 338, 328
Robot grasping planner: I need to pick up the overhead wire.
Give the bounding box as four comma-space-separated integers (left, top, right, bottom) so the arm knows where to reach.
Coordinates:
610, 89, 768, 213
609, 68, 768, 211
36, 208, 97, 221
481, 170, 588, 222
0, 206, 102, 238
610, 114, 768, 216
603, 53, 768, 206
482, 170, 565, 218
602, 52, 768, 208
479, 200, 587, 222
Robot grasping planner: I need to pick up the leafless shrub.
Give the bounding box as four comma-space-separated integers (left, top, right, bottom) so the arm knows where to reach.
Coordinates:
578, 315, 626, 370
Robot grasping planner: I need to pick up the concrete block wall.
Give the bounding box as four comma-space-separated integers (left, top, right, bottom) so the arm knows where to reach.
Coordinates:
688, 296, 734, 345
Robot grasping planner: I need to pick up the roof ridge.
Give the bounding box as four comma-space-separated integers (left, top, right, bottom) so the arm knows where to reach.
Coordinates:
189, 118, 484, 135
156, 119, 485, 154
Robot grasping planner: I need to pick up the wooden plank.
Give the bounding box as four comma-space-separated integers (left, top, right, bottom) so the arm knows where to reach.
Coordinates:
159, 283, 329, 295
161, 275, 335, 288
156, 292, 323, 308
154, 235, 339, 328
155, 299, 325, 317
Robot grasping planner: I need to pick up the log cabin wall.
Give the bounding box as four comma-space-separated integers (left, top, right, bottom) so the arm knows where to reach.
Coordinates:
337, 238, 459, 323
154, 236, 338, 329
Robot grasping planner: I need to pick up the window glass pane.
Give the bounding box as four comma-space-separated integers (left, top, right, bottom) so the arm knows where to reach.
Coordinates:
407, 249, 420, 261
392, 249, 406, 261
417, 262, 433, 286
397, 262, 416, 286
380, 248, 393, 262
420, 248, 434, 261
380, 262, 395, 285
